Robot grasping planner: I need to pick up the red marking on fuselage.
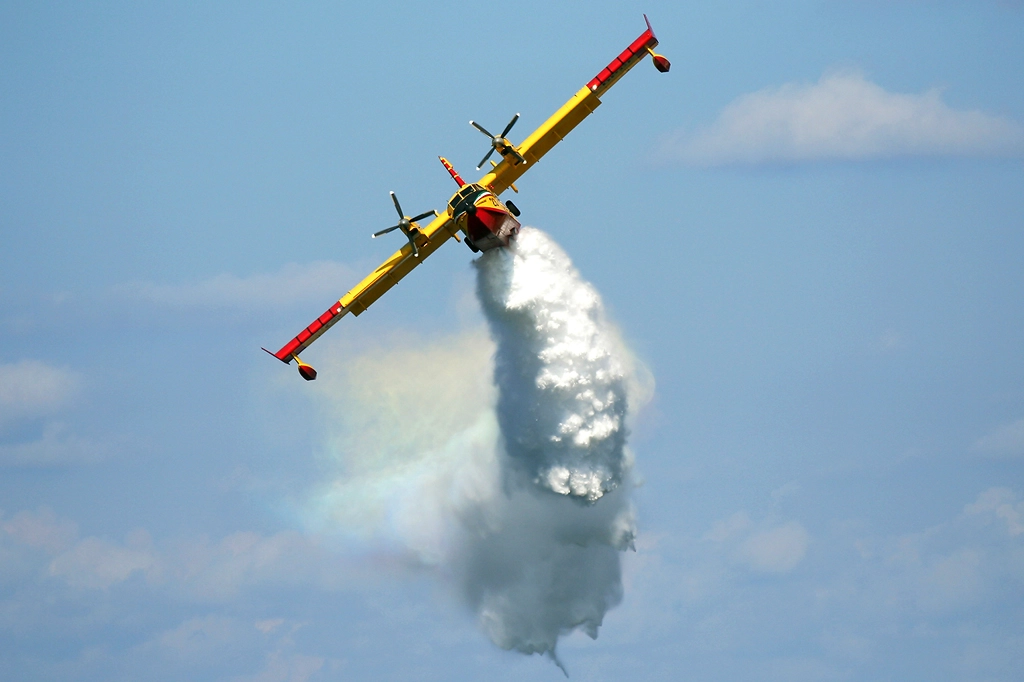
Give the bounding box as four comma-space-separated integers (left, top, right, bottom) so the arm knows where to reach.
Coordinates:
466, 204, 520, 251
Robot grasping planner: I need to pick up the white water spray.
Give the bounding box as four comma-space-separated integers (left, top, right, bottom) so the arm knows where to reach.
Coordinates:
461, 228, 639, 665
309, 228, 648, 669
476, 228, 633, 503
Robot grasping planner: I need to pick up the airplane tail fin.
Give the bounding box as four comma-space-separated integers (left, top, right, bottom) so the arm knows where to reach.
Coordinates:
439, 156, 467, 187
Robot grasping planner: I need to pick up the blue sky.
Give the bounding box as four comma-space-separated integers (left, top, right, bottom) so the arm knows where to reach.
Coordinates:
2, 1, 1023, 680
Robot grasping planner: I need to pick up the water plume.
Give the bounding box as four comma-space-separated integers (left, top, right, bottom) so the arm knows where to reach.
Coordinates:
459, 228, 640, 666
308, 227, 648, 669
476, 228, 633, 504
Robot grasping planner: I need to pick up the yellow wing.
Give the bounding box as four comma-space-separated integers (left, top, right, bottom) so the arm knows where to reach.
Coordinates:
266, 213, 461, 365
478, 15, 667, 196
267, 16, 668, 375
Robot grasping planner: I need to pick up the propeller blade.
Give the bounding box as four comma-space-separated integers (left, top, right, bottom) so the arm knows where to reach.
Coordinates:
477, 147, 495, 170
410, 210, 436, 222
500, 112, 520, 138
470, 120, 494, 138
406, 234, 419, 258
373, 224, 402, 238
389, 191, 404, 219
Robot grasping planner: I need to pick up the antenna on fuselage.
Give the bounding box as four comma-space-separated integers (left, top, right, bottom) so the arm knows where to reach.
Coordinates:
438, 156, 466, 188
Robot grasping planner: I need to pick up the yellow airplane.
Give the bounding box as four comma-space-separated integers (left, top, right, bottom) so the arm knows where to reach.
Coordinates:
266, 16, 670, 380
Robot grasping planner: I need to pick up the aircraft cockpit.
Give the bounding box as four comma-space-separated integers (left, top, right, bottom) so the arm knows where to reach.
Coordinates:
447, 183, 489, 219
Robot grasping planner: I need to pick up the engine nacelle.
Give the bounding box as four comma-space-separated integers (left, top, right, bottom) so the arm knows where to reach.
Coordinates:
297, 361, 317, 381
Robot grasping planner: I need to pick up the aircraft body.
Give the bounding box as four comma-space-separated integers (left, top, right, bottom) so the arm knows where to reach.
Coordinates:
266, 16, 670, 380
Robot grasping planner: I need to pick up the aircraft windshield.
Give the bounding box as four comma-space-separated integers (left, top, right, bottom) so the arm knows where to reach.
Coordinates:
448, 184, 488, 216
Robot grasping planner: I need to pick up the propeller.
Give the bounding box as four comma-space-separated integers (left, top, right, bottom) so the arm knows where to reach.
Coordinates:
372, 192, 436, 258
469, 113, 525, 169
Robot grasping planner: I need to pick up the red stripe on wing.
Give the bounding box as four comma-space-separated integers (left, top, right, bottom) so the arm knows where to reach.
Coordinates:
271, 302, 346, 363
585, 26, 658, 94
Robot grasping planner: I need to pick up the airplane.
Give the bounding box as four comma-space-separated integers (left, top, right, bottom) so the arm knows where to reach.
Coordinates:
265, 15, 670, 381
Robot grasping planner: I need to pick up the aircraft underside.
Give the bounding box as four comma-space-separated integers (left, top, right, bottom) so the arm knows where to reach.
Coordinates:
464, 202, 520, 251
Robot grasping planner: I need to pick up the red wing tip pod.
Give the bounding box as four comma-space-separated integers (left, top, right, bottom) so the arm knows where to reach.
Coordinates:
297, 361, 317, 381
262, 347, 317, 380
586, 15, 670, 96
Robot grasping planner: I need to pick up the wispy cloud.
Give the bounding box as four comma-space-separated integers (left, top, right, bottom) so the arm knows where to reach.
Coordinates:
705, 511, 810, 574
615, 485, 1024, 672
1, 506, 363, 596
50, 534, 158, 589
972, 418, 1024, 458
2, 507, 78, 553
737, 522, 811, 573
965, 487, 1024, 536
0, 361, 103, 466
132, 615, 330, 681
664, 70, 1024, 165
121, 261, 358, 311
0, 360, 80, 425
0, 422, 109, 467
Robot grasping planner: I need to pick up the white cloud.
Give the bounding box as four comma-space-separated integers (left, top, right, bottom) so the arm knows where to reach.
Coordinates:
917, 548, 983, 610
863, 497, 1008, 617
2, 513, 345, 676
771, 480, 802, 503
50, 535, 158, 589
704, 512, 810, 574
704, 510, 754, 544
972, 418, 1024, 458
738, 522, 811, 573
0, 361, 103, 467
843, 486, 1024, 616
169, 530, 357, 600
254, 618, 287, 634
0, 422, 108, 466
1, 505, 364, 598
231, 650, 327, 682
153, 615, 250, 660
0, 360, 80, 424
1, 507, 78, 553
666, 70, 1024, 165
131, 615, 333, 681
965, 487, 1024, 536
612, 485, 1024, 670
122, 261, 358, 311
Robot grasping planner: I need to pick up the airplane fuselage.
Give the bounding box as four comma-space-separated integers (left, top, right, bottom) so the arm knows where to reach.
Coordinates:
447, 183, 520, 252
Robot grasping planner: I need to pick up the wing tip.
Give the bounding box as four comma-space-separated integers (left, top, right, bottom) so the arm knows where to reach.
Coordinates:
262, 347, 291, 365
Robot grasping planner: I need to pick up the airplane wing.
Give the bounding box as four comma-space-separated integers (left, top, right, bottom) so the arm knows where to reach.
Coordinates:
478, 15, 668, 196
265, 213, 463, 370
266, 16, 668, 378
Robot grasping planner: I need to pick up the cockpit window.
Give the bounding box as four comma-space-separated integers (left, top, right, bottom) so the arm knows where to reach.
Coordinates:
448, 184, 488, 216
